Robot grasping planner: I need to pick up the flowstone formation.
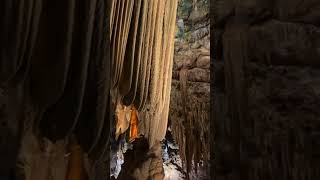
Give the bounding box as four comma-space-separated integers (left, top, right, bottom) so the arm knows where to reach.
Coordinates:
1, 0, 179, 179
1, 0, 111, 179
109, 0, 179, 179
213, 0, 320, 179
110, 0, 178, 147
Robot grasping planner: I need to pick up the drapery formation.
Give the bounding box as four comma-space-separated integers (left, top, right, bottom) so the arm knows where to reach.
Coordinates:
1, 0, 179, 178
1, 0, 111, 178
110, 0, 178, 147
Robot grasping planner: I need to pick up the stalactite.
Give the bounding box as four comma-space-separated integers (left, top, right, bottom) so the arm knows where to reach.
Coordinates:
1, 0, 178, 178
171, 66, 210, 178
1, 0, 112, 178
110, 0, 178, 147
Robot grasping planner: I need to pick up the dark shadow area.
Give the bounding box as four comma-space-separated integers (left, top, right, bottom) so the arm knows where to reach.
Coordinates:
212, 0, 320, 179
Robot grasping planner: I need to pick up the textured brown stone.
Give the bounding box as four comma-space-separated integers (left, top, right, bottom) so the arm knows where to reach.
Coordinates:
170, 2, 210, 177
213, 0, 320, 179
196, 55, 210, 69
117, 138, 164, 180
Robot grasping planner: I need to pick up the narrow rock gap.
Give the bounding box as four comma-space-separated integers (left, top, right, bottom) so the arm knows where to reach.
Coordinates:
110, 1, 210, 179
162, 0, 210, 179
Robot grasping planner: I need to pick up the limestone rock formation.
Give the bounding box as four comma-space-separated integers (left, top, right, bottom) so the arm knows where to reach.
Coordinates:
116, 138, 164, 180
109, 0, 179, 179
2, 0, 179, 179
169, 0, 210, 179
1, 0, 111, 179
110, 0, 178, 149
213, 0, 320, 179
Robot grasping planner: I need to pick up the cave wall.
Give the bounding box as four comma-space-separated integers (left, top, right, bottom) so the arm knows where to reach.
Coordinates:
213, 0, 320, 179
1, 0, 111, 179
1, 0, 180, 179
169, 0, 210, 178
